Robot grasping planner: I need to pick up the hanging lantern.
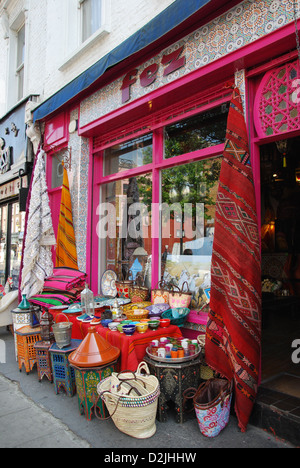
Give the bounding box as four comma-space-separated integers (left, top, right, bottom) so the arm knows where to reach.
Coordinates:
275, 140, 289, 168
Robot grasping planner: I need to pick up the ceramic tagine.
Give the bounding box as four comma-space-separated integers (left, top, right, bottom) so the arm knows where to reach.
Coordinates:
68, 327, 120, 368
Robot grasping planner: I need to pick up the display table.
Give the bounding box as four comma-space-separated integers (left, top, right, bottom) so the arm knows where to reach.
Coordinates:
49, 310, 183, 371
144, 354, 202, 424
83, 323, 182, 371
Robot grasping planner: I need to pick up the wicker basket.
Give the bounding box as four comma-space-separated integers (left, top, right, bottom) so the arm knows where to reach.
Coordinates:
96, 362, 160, 439
124, 309, 149, 321
129, 276, 149, 303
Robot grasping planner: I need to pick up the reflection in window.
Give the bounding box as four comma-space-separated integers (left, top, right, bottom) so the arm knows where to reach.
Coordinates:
99, 173, 152, 289
164, 104, 229, 159
103, 134, 153, 176
161, 157, 222, 309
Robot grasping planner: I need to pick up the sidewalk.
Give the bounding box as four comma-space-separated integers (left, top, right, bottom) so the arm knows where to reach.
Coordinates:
0, 327, 295, 449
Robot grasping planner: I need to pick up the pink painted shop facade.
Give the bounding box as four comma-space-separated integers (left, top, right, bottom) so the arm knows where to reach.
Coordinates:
36, 0, 300, 441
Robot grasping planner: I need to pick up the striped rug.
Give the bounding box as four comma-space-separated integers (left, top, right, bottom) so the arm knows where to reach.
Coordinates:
55, 166, 78, 270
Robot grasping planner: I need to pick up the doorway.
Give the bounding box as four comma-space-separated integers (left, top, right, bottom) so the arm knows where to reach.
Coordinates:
260, 137, 300, 398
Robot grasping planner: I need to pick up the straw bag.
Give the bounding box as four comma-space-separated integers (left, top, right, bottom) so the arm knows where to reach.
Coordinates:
168, 282, 192, 308
151, 280, 170, 304
183, 378, 233, 438
129, 276, 149, 303
96, 362, 160, 439
115, 271, 133, 299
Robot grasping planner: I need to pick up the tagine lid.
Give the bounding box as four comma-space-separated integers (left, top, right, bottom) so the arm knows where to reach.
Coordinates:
68, 327, 120, 368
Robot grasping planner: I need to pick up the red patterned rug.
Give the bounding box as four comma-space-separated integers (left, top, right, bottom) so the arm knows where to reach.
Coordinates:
205, 87, 262, 432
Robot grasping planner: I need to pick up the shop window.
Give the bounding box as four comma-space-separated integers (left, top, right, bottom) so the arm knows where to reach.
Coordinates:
0, 202, 25, 289
164, 104, 229, 159
99, 173, 152, 289
103, 133, 153, 176
161, 157, 222, 309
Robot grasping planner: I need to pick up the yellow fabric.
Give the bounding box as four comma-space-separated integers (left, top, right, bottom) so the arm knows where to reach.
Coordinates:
55, 167, 78, 269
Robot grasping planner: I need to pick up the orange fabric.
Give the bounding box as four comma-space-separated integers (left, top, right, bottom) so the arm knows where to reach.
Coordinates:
55, 167, 78, 269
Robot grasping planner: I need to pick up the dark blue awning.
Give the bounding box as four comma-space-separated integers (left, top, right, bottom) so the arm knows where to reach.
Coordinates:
33, 0, 212, 122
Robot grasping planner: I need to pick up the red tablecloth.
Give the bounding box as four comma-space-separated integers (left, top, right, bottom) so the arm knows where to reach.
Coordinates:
49, 310, 182, 371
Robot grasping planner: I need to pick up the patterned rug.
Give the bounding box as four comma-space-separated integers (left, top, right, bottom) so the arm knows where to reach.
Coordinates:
205, 87, 262, 432
55, 166, 78, 269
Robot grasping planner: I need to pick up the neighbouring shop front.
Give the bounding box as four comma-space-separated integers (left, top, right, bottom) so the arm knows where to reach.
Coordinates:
0, 99, 36, 290
29, 0, 300, 444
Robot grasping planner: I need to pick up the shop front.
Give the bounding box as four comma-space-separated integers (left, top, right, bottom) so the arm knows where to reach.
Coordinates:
32, 0, 300, 443
0, 99, 35, 290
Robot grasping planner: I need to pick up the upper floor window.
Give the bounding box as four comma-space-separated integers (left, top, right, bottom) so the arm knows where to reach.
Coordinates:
60, 0, 110, 70
16, 24, 25, 101
80, 0, 103, 43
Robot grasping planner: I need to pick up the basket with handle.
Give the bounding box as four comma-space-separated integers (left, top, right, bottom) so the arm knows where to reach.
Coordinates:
168, 282, 192, 308
151, 279, 171, 304
129, 276, 149, 303
52, 313, 73, 349
96, 362, 160, 439
183, 378, 233, 438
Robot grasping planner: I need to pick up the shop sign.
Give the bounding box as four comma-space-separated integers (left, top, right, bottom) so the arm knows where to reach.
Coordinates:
0, 138, 11, 174
0, 177, 27, 201
121, 46, 186, 103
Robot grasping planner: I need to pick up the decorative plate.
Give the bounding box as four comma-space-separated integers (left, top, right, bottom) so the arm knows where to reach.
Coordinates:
146, 303, 170, 314
100, 270, 118, 297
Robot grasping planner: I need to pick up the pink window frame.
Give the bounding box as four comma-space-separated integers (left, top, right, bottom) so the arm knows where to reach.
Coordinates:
87, 96, 230, 293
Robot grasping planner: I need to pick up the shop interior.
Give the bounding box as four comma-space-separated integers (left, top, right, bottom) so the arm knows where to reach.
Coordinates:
260, 137, 300, 398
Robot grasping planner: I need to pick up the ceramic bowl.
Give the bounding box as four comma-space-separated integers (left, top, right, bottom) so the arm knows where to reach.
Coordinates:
101, 319, 113, 328
160, 318, 171, 328
122, 324, 136, 336
136, 322, 149, 333
148, 320, 160, 331
171, 308, 190, 319
117, 323, 124, 333
108, 321, 118, 332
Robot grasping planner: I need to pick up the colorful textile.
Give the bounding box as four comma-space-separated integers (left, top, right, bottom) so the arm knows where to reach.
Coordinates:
21, 150, 56, 298
55, 166, 78, 269
29, 292, 77, 308
205, 87, 261, 433
43, 267, 86, 292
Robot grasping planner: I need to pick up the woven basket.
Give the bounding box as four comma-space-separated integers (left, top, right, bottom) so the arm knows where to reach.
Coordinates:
96, 362, 160, 439
151, 280, 170, 304
125, 309, 149, 321
129, 276, 149, 303
168, 282, 192, 309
